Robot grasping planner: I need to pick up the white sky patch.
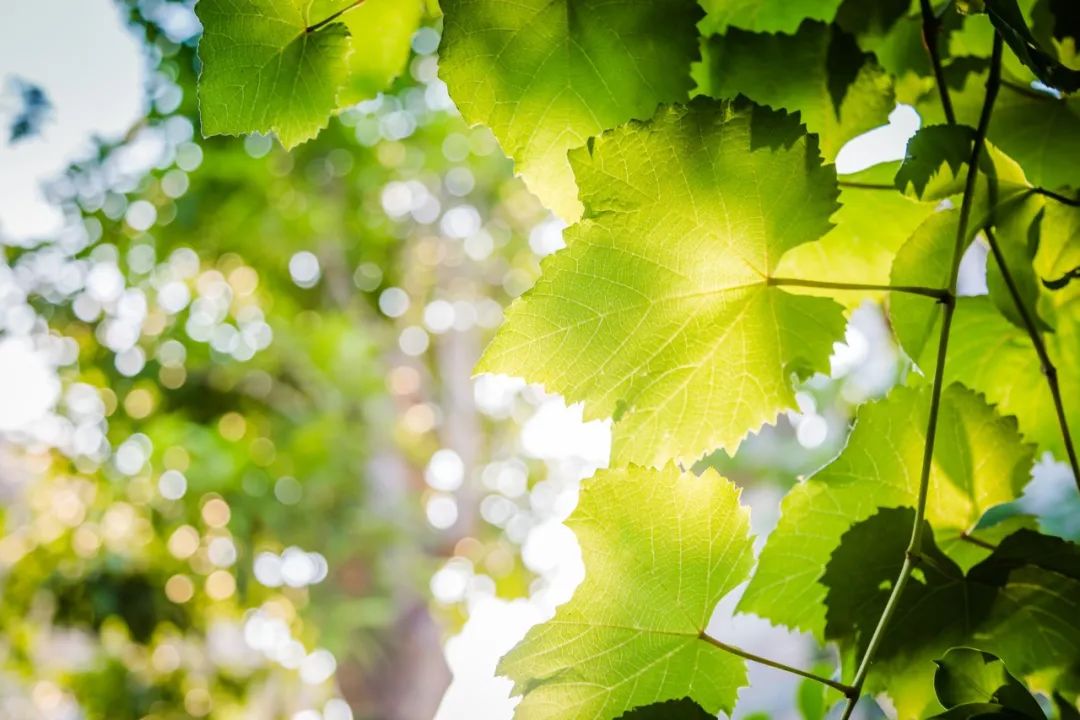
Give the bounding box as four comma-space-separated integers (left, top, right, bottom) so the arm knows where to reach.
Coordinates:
0, 338, 61, 432
0, 0, 145, 241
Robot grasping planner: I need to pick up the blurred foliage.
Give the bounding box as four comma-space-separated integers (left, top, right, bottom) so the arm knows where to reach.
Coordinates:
0, 2, 563, 718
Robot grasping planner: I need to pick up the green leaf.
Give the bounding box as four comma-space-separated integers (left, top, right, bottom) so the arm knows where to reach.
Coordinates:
938, 515, 1040, 572
889, 208, 961, 361
616, 698, 715, 719
821, 515, 1080, 716
904, 293, 1080, 460
986, 193, 1052, 332
694, 21, 894, 160
919, 71, 1080, 192
699, 0, 844, 35
986, 0, 1080, 92
498, 465, 754, 720
1037, 200, 1080, 295
476, 99, 845, 467
1055, 693, 1080, 720
311, 0, 423, 106
438, 0, 702, 221
894, 125, 978, 199
739, 383, 1033, 636
887, 163, 1038, 371
836, 0, 963, 85
933, 648, 1045, 719
774, 162, 937, 310
195, 0, 354, 148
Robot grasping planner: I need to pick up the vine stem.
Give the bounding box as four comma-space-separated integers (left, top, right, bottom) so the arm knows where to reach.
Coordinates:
839, 32, 1004, 720
1032, 186, 1080, 207
984, 227, 1080, 490
920, 0, 957, 124
767, 277, 951, 300
700, 633, 857, 698
306, 0, 365, 33
960, 530, 998, 551
838, 180, 895, 191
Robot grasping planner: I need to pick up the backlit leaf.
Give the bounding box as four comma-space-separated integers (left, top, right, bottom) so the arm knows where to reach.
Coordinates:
740, 384, 1034, 635
499, 465, 754, 720
438, 0, 702, 221
477, 99, 845, 467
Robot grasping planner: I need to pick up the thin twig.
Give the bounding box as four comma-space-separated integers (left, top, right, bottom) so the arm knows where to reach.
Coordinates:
920, 0, 956, 125
767, 277, 953, 301
839, 32, 1005, 720
1002, 79, 1060, 101
306, 0, 365, 33
1032, 186, 1080, 207
700, 633, 857, 698
984, 227, 1080, 490
959, 530, 998, 551
838, 181, 897, 191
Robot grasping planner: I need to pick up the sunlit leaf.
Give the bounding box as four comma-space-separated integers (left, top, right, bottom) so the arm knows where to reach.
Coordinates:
438, 0, 702, 221
822, 512, 1080, 716
196, 0, 353, 148
740, 384, 1034, 635
694, 21, 894, 160
933, 647, 1044, 719
499, 465, 754, 720
699, 0, 844, 35
775, 161, 937, 310
477, 99, 845, 467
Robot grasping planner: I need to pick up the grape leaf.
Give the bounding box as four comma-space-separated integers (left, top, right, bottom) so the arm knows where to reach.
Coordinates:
310, 0, 423, 107
739, 383, 1034, 636
918, 70, 1080, 192
1056, 693, 1080, 720
888, 138, 1038, 366
933, 648, 1044, 720
986, 0, 1080, 92
476, 99, 845, 467
498, 465, 754, 720
1037, 200, 1080, 294
942, 296, 1080, 460
822, 512, 1080, 716
894, 125, 979, 199
699, 0, 844, 35
774, 161, 937, 310
985, 193, 1051, 331
196, 0, 424, 148
438, 0, 702, 222
616, 698, 714, 719
836, 0, 962, 84
196, 0, 354, 149
889, 208, 961, 361
694, 21, 894, 160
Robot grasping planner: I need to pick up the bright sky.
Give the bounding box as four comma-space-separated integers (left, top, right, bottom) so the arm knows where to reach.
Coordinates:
0, 0, 145, 241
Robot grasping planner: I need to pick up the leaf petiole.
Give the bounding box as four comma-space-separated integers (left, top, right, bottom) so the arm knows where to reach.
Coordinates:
699, 633, 857, 698
767, 277, 952, 301
306, 0, 366, 34
984, 227, 1080, 489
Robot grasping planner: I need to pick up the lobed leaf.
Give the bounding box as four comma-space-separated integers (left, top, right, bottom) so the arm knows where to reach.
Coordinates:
699, 0, 844, 35
438, 0, 702, 221
932, 647, 1043, 719
822, 513, 1080, 716
499, 465, 754, 720
477, 99, 846, 467
740, 383, 1034, 636
774, 161, 937, 310
195, 0, 423, 148
694, 21, 894, 160
196, 0, 353, 149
